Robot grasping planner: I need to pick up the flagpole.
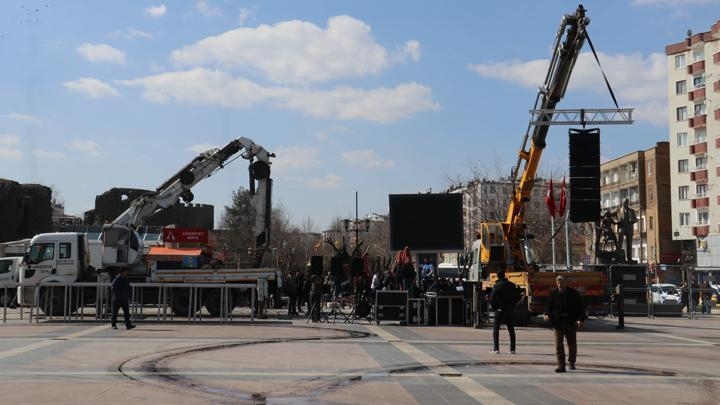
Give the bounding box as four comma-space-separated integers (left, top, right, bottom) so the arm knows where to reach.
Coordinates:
551, 215, 556, 271
565, 209, 571, 271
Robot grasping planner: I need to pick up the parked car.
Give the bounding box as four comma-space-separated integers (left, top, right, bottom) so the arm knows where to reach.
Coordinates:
650, 284, 681, 304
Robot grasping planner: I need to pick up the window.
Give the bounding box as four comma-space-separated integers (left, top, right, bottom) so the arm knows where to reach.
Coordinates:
647, 161, 653, 176
679, 186, 689, 200
28, 243, 54, 264
693, 75, 705, 88
676, 80, 687, 95
680, 212, 690, 226
0, 260, 11, 274
678, 159, 689, 173
696, 156, 707, 170
649, 216, 654, 231
695, 129, 706, 143
648, 186, 654, 201
694, 103, 706, 116
677, 132, 688, 146
693, 49, 705, 62
675, 54, 686, 69
697, 211, 709, 225
677, 106, 688, 121
628, 162, 637, 179
696, 184, 708, 197
59, 243, 71, 259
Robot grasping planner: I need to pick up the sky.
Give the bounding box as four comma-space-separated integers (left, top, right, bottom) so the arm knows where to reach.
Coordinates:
1, 0, 720, 231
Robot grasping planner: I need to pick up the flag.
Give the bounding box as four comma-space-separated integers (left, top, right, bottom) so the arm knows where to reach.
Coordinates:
545, 179, 556, 217
559, 175, 567, 217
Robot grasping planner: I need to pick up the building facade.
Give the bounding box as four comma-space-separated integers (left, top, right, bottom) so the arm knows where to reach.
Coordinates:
666, 24, 720, 267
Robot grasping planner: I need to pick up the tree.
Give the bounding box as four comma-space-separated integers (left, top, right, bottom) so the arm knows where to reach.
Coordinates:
218, 187, 256, 265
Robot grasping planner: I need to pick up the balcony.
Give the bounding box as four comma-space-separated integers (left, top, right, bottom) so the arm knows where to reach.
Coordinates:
690, 141, 707, 154
689, 114, 707, 128
688, 60, 705, 74
691, 169, 708, 182
693, 225, 710, 237
689, 87, 706, 101
692, 197, 710, 208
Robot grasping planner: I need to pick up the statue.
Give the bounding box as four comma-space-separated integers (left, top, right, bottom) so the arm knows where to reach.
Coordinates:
615, 199, 637, 264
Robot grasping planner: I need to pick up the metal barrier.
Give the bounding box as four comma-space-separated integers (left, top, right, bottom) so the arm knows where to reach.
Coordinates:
1, 281, 258, 324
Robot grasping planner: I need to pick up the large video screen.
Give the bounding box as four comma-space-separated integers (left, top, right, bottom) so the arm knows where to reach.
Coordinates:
389, 193, 463, 251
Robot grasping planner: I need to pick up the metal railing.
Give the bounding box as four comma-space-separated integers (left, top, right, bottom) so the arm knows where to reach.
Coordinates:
1, 281, 258, 324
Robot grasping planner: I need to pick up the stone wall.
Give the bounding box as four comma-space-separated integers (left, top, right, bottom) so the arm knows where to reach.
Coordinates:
0, 179, 52, 242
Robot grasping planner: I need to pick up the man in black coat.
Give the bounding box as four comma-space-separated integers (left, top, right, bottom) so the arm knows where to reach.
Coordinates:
544, 275, 586, 372
111, 268, 135, 330
489, 269, 520, 354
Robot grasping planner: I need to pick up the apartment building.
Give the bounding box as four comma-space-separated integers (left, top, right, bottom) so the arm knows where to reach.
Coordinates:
600, 142, 680, 265
666, 24, 720, 267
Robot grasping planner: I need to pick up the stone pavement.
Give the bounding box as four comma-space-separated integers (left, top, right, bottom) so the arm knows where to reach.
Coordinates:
0, 311, 718, 404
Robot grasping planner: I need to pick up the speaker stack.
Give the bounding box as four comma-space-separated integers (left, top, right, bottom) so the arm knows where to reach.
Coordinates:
568, 128, 601, 222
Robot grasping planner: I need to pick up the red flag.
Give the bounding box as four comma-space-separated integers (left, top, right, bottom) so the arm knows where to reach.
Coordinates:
545, 179, 556, 217
559, 175, 567, 217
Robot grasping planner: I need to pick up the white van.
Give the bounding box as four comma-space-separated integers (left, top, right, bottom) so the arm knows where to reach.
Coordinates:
650, 283, 680, 304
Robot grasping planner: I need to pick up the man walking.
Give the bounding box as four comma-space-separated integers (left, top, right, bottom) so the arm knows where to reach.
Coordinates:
489, 269, 520, 354
544, 275, 585, 372
111, 268, 135, 330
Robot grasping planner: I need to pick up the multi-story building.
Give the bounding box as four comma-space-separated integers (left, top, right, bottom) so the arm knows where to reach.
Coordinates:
599, 142, 680, 266
666, 24, 720, 268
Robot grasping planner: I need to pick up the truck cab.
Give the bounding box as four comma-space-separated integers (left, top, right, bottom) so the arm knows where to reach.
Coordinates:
0, 256, 23, 306
25, 233, 93, 285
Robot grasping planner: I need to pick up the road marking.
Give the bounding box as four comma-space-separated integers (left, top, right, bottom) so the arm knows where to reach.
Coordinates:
651, 333, 714, 346
367, 325, 513, 404
0, 325, 109, 360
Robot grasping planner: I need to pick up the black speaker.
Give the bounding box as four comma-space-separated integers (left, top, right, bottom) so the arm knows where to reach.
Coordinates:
330, 256, 344, 277
569, 128, 601, 222
351, 257, 364, 277
310, 256, 323, 276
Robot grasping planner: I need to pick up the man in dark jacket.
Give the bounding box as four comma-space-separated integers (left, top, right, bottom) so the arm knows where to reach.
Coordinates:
111, 268, 135, 330
489, 269, 520, 354
544, 275, 585, 372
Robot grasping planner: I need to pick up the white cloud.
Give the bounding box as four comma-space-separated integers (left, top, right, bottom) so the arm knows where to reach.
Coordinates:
32, 150, 66, 160
77, 43, 126, 64
70, 140, 102, 157
238, 8, 253, 25
63, 78, 120, 98
120, 68, 439, 122
315, 125, 351, 141
341, 149, 395, 168
0, 134, 20, 146
0, 148, 23, 160
145, 4, 167, 18
196, 0, 220, 17
8, 113, 40, 123
170, 15, 421, 84
108, 28, 153, 40
468, 51, 667, 126
187, 143, 218, 154
306, 174, 343, 189
272, 146, 322, 173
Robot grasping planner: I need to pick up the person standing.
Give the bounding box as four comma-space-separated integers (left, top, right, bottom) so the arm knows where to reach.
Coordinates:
489, 269, 520, 354
309, 273, 323, 322
421, 257, 435, 291
111, 268, 135, 330
615, 199, 637, 263
544, 275, 586, 372
285, 271, 298, 317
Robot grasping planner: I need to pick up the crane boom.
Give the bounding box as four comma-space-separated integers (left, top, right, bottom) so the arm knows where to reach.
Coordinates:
102, 137, 274, 270
480, 5, 589, 270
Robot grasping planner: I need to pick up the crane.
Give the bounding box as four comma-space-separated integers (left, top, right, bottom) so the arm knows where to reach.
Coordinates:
101, 137, 274, 270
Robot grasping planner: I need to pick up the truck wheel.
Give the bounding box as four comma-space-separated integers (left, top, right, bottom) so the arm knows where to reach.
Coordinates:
204, 289, 235, 317
170, 290, 197, 317
39, 286, 77, 317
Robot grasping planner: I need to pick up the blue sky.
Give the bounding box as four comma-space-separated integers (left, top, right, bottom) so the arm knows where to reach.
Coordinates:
1, 0, 719, 230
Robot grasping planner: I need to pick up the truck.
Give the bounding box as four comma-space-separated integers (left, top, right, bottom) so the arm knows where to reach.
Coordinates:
22, 137, 281, 317
0, 257, 23, 306
469, 5, 607, 324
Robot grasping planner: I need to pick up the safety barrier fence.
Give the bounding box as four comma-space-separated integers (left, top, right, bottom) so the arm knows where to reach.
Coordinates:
0, 281, 257, 324
616, 286, 716, 319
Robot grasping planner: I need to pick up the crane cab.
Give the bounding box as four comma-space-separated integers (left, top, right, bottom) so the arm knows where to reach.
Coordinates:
101, 224, 142, 269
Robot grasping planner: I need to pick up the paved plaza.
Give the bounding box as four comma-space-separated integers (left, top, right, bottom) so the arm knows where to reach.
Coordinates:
0, 311, 718, 404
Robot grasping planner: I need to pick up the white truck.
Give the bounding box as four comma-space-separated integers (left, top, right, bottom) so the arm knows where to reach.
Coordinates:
0, 257, 23, 306
23, 137, 282, 316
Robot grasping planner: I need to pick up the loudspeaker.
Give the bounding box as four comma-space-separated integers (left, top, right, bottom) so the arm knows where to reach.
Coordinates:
569, 128, 601, 222
330, 256, 344, 277
310, 256, 323, 276
351, 257, 364, 277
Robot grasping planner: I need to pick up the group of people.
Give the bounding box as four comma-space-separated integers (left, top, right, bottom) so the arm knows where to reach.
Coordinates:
679, 281, 715, 314
490, 270, 586, 373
